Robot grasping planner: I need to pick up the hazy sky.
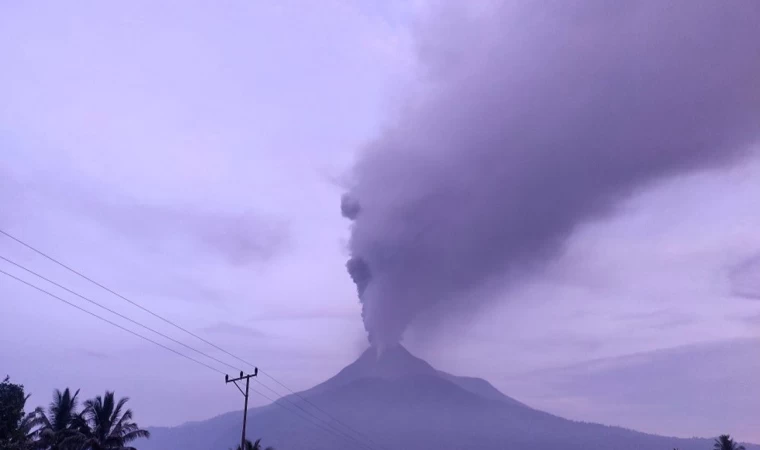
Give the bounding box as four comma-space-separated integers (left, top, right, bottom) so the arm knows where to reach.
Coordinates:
2, 0, 759, 444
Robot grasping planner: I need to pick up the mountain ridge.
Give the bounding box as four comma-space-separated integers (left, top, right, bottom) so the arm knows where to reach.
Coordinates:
142, 345, 759, 450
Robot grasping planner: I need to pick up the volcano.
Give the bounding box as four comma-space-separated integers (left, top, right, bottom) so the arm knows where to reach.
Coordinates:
299, 344, 525, 408
142, 346, 758, 450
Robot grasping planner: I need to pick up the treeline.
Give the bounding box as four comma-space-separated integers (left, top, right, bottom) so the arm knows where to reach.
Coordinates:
1, 377, 276, 450
0, 377, 148, 450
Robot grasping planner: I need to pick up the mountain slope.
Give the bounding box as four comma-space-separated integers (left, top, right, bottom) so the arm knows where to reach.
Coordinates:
142, 346, 758, 450
298, 345, 525, 408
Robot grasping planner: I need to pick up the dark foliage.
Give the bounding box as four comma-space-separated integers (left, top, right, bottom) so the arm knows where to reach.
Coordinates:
234, 438, 274, 450
0, 377, 27, 450
715, 435, 747, 450
2, 381, 149, 450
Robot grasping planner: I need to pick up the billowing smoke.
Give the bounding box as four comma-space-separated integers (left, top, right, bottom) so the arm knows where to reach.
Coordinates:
343, 0, 760, 346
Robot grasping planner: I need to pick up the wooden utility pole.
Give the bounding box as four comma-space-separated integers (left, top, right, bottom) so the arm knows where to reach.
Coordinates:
226, 369, 258, 450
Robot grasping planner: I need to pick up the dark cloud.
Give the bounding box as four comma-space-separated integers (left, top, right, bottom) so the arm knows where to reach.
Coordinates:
0, 172, 289, 266
342, 0, 760, 346
133, 275, 230, 304
52, 188, 289, 266
729, 254, 760, 300
74, 349, 110, 360
248, 308, 357, 322
200, 322, 266, 338
521, 334, 605, 354
737, 313, 760, 327
0, 170, 26, 228
615, 310, 696, 331
92, 202, 289, 266
340, 194, 361, 220
519, 339, 760, 440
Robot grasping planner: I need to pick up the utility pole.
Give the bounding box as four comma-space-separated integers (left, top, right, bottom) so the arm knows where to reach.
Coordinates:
226, 369, 258, 450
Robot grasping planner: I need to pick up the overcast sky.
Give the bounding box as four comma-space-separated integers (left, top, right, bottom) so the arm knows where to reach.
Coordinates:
2, 0, 759, 444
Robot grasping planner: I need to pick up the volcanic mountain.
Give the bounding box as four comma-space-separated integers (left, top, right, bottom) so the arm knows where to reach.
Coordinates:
142, 345, 758, 450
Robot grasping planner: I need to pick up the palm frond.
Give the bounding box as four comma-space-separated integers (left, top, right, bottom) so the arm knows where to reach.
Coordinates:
121, 429, 150, 443
21, 407, 46, 434
112, 409, 134, 435
83, 398, 97, 411
72, 391, 149, 450
36, 411, 53, 430
103, 435, 124, 448
110, 396, 130, 425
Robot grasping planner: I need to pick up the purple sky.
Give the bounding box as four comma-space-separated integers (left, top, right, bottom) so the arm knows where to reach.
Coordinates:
1, 0, 759, 443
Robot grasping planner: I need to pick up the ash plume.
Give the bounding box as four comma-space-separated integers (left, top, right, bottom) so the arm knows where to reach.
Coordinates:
343, 0, 760, 346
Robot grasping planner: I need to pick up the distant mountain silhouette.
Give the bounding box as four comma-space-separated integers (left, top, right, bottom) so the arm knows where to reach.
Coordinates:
142, 345, 759, 450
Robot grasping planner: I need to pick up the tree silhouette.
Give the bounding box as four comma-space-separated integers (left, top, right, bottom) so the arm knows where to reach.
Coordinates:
36, 388, 88, 450
714, 434, 746, 450
18, 409, 42, 448
235, 438, 274, 450
0, 377, 36, 450
64, 391, 149, 450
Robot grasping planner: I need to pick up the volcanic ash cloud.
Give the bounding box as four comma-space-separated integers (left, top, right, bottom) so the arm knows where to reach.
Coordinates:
342, 0, 760, 346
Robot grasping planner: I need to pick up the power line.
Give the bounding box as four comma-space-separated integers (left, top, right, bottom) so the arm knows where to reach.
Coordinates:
0, 228, 249, 366
253, 378, 377, 450
0, 228, 385, 450
248, 382, 374, 450
258, 369, 387, 449
0, 254, 245, 374
253, 386, 368, 450
0, 268, 375, 450
0, 267, 226, 375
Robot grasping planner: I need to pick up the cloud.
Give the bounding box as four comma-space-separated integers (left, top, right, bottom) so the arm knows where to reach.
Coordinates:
511, 338, 760, 442
737, 313, 760, 327
132, 275, 230, 305
729, 254, 760, 300
0, 170, 31, 229
342, 0, 760, 345
615, 310, 697, 331
80, 199, 289, 266
2, 174, 290, 267
521, 333, 605, 354
74, 349, 110, 360
249, 308, 358, 322
200, 322, 266, 338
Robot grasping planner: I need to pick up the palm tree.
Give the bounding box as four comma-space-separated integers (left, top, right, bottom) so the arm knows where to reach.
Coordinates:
19, 407, 44, 446
5, 394, 43, 450
235, 438, 274, 450
36, 388, 87, 450
65, 391, 149, 450
1, 376, 37, 450
714, 434, 746, 450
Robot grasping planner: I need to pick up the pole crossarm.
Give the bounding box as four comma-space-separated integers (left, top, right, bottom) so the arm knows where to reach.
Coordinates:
226, 369, 258, 450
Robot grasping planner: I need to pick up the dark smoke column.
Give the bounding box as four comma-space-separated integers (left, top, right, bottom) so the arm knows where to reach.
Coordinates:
343, 0, 760, 347
341, 194, 378, 343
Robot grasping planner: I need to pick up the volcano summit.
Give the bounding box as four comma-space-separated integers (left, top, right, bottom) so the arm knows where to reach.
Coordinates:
141, 346, 758, 450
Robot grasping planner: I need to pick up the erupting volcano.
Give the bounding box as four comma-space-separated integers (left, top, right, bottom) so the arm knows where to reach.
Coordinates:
142, 345, 759, 450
